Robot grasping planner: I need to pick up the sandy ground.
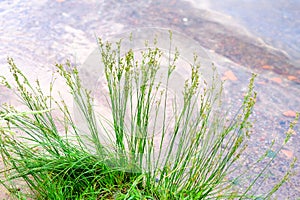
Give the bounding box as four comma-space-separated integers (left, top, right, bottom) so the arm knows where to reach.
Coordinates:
0, 186, 10, 200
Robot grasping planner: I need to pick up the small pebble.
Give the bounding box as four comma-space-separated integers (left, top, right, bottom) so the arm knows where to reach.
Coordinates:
182, 17, 188, 22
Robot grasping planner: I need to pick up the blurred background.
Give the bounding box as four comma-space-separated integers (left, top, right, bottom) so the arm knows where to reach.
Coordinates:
0, 0, 299, 198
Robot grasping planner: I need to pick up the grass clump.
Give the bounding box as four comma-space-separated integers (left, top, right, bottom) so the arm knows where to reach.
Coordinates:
0, 35, 297, 199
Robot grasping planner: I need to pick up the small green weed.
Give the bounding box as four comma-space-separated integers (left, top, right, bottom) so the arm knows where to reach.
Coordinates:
0, 34, 297, 199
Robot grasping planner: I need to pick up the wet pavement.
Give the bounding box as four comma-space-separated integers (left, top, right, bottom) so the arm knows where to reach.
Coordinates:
0, 0, 299, 199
